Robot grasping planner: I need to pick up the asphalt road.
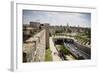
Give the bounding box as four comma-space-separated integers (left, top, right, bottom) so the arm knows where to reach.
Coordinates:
64, 42, 90, 59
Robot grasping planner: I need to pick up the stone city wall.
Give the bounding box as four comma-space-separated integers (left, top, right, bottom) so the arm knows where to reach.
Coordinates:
23, 29, 47, 62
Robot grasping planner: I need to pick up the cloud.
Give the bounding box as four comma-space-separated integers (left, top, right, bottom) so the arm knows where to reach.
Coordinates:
23, 10, 91, 27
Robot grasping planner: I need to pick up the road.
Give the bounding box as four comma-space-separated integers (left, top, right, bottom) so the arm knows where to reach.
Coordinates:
64, 42, 90, 59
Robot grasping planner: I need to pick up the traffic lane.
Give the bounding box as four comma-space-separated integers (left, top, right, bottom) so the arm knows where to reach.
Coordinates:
64, 42, 90, 59
64, 43, 80, 58
70, 43, 90, 59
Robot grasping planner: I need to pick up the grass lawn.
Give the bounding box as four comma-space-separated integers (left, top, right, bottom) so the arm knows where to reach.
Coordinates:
59, 45, 69, 55
45, 48, 52, 61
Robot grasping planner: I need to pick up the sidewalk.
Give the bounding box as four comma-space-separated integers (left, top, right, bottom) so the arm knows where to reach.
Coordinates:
49, 37, 62, 61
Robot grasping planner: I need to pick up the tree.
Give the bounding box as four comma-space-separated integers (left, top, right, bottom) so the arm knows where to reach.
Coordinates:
67, 28, 72, 33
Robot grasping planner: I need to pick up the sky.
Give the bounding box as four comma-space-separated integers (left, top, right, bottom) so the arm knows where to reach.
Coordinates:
23, 10, 91, 28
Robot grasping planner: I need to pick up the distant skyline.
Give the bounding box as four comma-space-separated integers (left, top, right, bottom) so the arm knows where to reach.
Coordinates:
23, 10, 91, 28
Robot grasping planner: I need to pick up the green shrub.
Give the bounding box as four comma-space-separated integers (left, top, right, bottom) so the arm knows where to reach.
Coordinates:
45, 48, 52, 61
